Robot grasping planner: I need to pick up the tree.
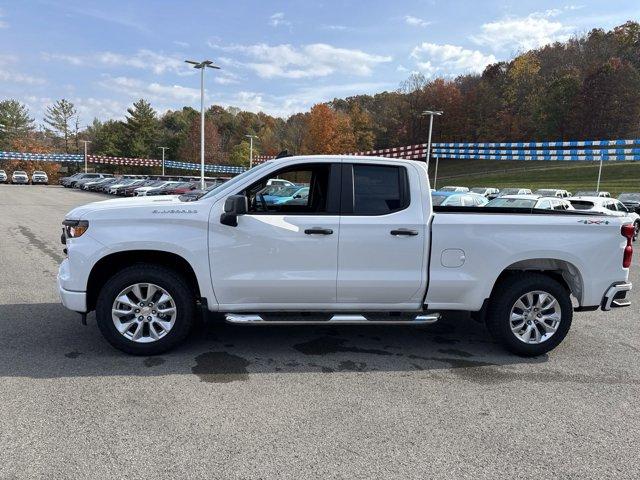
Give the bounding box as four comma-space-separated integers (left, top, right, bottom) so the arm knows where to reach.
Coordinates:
228, 140, 253, 167
44, 99, 77, 153
0, 100, 34, 150
178, 116, 222, 164
348, 104, 375, 151
124, 99, 159, 158
303, 104, 337, 154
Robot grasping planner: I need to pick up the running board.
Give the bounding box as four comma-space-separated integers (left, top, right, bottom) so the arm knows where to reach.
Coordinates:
224, 313, 440, 325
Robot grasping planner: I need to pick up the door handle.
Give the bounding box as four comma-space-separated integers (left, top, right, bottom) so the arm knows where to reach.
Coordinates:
305, 228, 333, 235
390, 229, 419, 236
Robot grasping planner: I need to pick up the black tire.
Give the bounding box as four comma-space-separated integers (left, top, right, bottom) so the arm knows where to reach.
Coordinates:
95, 264, 196, 355
486, 272, 573, 357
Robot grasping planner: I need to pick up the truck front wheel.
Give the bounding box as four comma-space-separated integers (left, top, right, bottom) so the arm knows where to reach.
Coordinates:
486, 273, 573, 357
95, 264, 195, 355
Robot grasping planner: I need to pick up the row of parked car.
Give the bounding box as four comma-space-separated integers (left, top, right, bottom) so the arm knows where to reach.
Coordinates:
432, 185, 640, 240
0, 169, 49, 184
59, 172, 230, 201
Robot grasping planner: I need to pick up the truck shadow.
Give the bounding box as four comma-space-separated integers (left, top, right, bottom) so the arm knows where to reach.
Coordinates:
0, 303, 548, 381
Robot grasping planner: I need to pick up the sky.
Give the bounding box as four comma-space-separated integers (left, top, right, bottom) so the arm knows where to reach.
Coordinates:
0, 0, 638, 126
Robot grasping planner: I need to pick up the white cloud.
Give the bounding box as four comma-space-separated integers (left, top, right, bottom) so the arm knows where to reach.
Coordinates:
410, 43, 496, 76
404, 15, 430, 27
42, 49, 191, 75
0, 55, 45, 85
472, 11, 573, 52
322, 24, 348, 31
0, 9, 8, 28
269, 12, 290, 27
99, 76, 200, 102
210, 42, 391, 79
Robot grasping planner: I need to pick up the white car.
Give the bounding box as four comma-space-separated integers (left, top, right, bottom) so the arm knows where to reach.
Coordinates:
574, 191, 611, 198
59, 155, 633, 357
534, 189, 571, 198
0, 169, 7, 183
497, 188, 533, 197
134, 181, 181, 196
470, 187, 500, 197
487, 195, 574, 211
569, 196, 640, 239
438, 186, 469, 193
11, 170, 29, 184
31, 171, 49, 185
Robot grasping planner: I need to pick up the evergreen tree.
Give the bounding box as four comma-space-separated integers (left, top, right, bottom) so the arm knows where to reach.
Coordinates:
0, 100, 34, 150
44, 99, 77, 153
124, 99, 159, 158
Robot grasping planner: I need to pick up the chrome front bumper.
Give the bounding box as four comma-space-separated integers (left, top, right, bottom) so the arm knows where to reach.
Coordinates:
601, 282, 632, 311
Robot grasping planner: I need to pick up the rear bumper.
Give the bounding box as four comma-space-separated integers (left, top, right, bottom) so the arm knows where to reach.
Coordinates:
601, 282, 632, 311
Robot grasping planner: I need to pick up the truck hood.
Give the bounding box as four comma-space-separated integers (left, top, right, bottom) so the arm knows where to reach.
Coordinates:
65, 195, 189, 220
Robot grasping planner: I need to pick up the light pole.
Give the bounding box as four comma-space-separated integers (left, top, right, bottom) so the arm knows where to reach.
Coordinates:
433, 154, 440, 190
420, 110, 443, 172
158, 146, 168, 176
245, 134, 258, 168
185, 59, 221, 189
596, 157, 604, 192
80, 140, 91, 173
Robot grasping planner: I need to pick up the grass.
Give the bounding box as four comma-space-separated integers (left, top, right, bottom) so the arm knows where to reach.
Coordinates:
429, 160, 640, 196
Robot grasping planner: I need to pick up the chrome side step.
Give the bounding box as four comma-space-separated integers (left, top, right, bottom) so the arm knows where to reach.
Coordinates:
224, 313, 440, 325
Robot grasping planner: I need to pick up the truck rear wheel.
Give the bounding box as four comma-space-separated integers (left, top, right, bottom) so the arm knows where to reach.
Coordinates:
486, 273, 573, 357
95, 264, 195, 355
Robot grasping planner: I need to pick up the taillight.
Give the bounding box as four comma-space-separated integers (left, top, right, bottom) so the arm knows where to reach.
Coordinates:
621, 224, 634, 268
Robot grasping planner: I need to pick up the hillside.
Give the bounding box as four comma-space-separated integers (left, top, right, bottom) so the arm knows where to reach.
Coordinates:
429, 160, 640, 196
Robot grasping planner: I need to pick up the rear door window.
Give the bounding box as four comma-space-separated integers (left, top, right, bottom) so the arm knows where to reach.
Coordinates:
352, 164, 409, 215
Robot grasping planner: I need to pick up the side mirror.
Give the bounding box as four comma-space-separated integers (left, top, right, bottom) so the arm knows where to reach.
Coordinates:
220, 195, 248, 227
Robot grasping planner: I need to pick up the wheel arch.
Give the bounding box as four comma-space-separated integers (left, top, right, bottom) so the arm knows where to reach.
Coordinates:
490, 258, 584, 305
86, 250, 201, 312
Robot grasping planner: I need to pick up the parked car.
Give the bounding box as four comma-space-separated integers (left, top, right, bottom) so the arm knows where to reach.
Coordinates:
83, 177, 118, 191
0, 169, 7, 183
470, 187, 500, 198
496, 188, 533, 197
533, 189, 571, 198
618, 193, 640, 214
261, 185, 310, 205
147, 181, 198, 196
574, 191, 611, 198
438, 186, 469, 193
568, 196, 640, 240
11, 170, 29, 184
108, 179, 145, 195
67, 173, 112, 188
134, 181, 181, 197
432, 191, 488, 206
59, 155, 634, 358
179, 181, 227, 201
266, 178, 295, 187
119, 180, 160, 196
487, 195, 573, 210
30, 171, 49, 185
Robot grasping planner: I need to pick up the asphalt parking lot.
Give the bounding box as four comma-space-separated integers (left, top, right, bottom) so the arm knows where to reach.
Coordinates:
0, 184, 639, 479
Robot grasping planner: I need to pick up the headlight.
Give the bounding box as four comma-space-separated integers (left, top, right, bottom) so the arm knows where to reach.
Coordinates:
62, 219, 89, 239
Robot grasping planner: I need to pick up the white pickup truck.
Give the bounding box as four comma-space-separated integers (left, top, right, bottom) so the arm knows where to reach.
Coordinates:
58, 155, 634, 356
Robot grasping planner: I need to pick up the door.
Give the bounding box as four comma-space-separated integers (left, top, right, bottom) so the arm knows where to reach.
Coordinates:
337, 163, 427, 305
210, 161, 341, 307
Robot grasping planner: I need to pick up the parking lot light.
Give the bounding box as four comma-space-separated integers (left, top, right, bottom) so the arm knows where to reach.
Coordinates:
158, 147, 168, 176
245, 134, 258, 169
80, 140, 91, 173
420, 110, 443, 173
185, 59, 221, 189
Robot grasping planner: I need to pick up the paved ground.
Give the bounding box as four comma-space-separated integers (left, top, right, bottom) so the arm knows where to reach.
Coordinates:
0, 184, 639, 479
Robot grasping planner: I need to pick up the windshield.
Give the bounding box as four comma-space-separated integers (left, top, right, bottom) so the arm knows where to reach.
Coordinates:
619, 193, 640, 202
470, 188, 487, 194
575, 191, 598, 197
34, 171, 46, 175
498, 188, 523, 195
431, 195, 448, 206
487, 198, 537, 208
534, 189, 556, 195
201, 163, 269, 200
14, 171, 27, 175
439, 186, 460, 192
